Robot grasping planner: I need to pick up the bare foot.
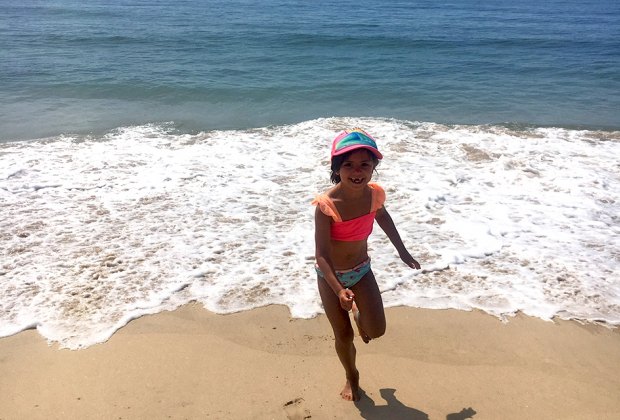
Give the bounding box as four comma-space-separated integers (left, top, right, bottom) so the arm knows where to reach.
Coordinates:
340, 370, 360, 401
352, 301, 371, 343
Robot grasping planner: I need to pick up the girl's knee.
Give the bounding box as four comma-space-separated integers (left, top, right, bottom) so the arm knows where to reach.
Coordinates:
334, 324, 355, 343
360, 315, 385, 339
366, 323, 386, 339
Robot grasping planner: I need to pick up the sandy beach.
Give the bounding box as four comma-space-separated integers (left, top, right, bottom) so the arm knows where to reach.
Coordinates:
1, 304, 619, 420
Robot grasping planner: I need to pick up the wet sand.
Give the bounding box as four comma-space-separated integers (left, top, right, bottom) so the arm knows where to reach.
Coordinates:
1, 304, 619, 419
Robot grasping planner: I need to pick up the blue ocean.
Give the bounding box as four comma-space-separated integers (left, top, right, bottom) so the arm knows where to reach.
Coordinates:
1, 0, 619, 140
1, 0, 619, 348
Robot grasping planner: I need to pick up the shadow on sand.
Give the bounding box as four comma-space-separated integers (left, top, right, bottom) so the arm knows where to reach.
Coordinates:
355, 388, 428, 420
355, 388, 477, 420
447, 407, 477, 420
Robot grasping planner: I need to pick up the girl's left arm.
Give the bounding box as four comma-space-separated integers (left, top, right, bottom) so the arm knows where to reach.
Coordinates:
375, 206, 421, 269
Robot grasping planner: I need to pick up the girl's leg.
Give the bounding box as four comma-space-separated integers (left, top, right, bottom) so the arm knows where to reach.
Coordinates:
317, 276, 360, 401
350, 269, 386, 342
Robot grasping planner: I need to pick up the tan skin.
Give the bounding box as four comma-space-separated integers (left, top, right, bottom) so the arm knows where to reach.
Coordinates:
315, 149, 421, 401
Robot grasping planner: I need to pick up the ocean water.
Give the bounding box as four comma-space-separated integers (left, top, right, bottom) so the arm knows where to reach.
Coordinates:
1, 0, 619, 140
1, 1, 619, 348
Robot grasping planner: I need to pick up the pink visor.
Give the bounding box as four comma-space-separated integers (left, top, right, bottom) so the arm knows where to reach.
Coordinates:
331, 129, 383, 159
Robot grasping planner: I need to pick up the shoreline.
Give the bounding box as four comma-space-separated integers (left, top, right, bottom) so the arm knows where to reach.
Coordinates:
1, 304, 619, 419
2, 119, 619, 145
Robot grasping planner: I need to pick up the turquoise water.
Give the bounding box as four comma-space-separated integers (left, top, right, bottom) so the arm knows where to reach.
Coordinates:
1, 0, 619, 140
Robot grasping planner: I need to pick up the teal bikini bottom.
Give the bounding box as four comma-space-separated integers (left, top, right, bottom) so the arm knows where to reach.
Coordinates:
315, 258, 371, 288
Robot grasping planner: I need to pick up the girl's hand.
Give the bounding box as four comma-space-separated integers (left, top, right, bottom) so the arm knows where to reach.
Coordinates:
400, 251, 421, 270
338, 288, 355, 311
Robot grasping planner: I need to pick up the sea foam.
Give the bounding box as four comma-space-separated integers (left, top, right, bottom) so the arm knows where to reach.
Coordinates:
1, 118, 618, 348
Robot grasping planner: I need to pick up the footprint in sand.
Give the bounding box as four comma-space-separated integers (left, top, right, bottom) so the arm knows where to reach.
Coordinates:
283, 397, 311, 420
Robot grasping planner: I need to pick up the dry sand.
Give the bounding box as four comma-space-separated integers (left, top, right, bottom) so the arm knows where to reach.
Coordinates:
1, 304, 619, 420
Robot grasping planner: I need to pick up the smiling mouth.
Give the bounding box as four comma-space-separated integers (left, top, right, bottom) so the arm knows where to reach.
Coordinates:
349, 177, 365, 184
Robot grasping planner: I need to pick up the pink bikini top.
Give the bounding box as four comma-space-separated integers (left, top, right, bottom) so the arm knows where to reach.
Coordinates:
312, 183, 386, 242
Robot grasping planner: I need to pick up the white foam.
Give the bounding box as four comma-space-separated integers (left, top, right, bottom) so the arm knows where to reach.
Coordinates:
1, 119, 619, 348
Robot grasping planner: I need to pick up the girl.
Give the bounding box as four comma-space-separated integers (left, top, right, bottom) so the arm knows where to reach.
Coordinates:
313, 128, 421, 402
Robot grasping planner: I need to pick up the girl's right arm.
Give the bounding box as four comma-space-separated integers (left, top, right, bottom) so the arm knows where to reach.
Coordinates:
314, 207, 355, 310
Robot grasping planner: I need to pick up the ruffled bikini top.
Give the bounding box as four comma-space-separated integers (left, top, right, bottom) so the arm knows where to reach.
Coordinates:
312, 183, 385, 242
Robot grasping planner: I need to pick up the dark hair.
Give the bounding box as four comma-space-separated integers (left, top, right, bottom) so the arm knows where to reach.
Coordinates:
330, 149, 380, 184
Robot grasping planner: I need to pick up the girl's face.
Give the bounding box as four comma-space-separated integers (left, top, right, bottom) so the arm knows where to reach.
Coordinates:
337, 149, 376, 187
